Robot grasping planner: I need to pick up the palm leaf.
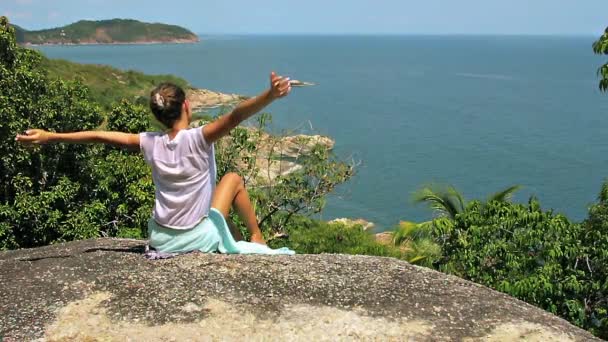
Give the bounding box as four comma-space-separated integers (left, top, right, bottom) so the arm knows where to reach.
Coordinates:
487, 185, 521, 203
413, 185, 466, 219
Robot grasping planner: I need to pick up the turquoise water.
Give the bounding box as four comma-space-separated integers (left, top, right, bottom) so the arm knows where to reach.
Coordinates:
36, 35, 608, 230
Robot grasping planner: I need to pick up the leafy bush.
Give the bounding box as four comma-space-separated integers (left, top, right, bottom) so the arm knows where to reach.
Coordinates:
210, 113, 354, 237
580, 183, 608, 337
41, 57, 190, 109
268, 215, 404, 258
593, 27, 608, 91
391, 221, 442, 267
429, 197, 608, 338
0, 17, 155, 248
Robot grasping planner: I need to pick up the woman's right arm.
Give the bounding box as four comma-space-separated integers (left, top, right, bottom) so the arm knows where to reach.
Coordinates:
15, 129, 141, 150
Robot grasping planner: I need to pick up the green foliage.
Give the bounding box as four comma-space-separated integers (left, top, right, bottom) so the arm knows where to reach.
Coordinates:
391, 221, 442, 267
413, 184, 466, 219
268, 216, 405, 259
254, 143, 352, 231
487, 185, 521, 203
15, 18, 197, 45
413, 184, 521, 219
593, 27, 608, 91
41, 57, 190, 109
580, 189, 608, 337
429, 197, 608, 338
211, 113, 354, 235
0, 17, 155, 249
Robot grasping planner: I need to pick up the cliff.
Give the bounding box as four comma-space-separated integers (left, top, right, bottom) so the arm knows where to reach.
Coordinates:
12, 19, 199, 45
0, 238, 599, 341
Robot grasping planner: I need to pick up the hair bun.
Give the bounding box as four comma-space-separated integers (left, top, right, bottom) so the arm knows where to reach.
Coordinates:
154, 93, 165, 109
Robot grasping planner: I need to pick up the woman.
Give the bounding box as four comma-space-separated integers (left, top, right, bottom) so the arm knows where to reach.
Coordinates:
16, 72, 294, 255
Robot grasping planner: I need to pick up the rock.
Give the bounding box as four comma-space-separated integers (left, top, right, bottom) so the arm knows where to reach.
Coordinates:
268, 133, 334, 159
215, 127, 335, 185
252, 132, 334, 184
329, 218, 375, 231
0, 238, 599, 341
187, 88, 248, 111
375, 231, 394, 245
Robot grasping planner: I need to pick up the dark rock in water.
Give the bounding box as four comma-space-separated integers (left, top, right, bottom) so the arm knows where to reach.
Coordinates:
0, 238, 600, 341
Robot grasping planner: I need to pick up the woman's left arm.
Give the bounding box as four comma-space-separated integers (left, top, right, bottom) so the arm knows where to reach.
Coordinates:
16, 129, 141, 150
202, 72, 291, 144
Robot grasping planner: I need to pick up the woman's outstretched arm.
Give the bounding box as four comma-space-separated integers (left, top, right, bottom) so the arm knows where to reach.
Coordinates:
202, 71, 291, 144
15, 129, 140, 149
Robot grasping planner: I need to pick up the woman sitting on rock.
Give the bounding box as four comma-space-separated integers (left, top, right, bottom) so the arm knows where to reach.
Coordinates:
16, 72, 295, 256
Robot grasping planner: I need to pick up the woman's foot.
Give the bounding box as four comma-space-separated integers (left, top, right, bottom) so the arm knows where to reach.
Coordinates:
250, 234, 266, 245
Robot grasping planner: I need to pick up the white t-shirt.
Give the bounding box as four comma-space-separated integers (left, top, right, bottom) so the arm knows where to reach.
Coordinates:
140, 126, 216, 230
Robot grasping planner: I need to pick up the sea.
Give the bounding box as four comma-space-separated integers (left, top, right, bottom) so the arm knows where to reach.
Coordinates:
35, 35, 608, 231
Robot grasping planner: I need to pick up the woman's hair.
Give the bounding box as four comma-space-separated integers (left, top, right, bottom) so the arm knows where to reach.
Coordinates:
149, 82, 186, 128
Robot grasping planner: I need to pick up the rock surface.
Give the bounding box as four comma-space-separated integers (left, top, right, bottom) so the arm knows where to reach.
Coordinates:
329, 218, 376, 231
0, 238, 600, 341
211, 126, 335, 185
375, 231, 395, 245
187, 88, 248, 111
248, 131, 335, 184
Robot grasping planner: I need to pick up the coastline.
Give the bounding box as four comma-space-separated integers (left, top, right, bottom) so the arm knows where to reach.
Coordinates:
187, 88, 247, 112
22, 37, 199, 47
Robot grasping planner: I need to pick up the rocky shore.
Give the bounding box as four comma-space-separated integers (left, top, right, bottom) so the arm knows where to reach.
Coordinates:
25, 38, 199, 46
329, 218, 376, 231
187, 88, 248, 111
244, 129, 335, 184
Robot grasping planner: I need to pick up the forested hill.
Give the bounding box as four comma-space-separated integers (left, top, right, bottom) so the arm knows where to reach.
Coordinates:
12, 18, 199, 45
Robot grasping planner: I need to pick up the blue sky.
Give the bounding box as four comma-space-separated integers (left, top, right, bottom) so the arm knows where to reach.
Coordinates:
1, 0, 606, 35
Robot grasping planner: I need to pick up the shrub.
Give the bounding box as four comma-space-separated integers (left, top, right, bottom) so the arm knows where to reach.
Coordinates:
268, 216, 404, 258
431, 197, 608, 338
0, 17, 155, 248
210, 113, 354, 236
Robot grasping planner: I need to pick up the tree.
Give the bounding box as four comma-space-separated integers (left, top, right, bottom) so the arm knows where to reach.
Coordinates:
580, 183, 608, 338
426, 195, 607, 338
1, 16, 103, 247
391, 220, 442, 267
208, 113, 354, 237
412, 185, 466, 220
412, 184, 520, 220
593, 27, 608, 91
0, 16, 155, 248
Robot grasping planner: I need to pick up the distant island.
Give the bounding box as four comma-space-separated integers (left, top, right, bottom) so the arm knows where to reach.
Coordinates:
11, 18, 199, 45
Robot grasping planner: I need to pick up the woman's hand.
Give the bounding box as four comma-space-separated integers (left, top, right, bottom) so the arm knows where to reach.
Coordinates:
15, 129, 51, 145
270, 71, 292, 99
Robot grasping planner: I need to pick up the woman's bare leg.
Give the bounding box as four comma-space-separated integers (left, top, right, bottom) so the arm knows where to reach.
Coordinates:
226, 218, 244, 242
211, 173, 265, 245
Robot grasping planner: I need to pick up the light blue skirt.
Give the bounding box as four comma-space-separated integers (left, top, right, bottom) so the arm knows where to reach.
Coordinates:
148, 208, 295, 255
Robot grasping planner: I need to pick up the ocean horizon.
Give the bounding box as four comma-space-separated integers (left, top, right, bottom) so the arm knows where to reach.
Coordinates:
35, 34, 608, 231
